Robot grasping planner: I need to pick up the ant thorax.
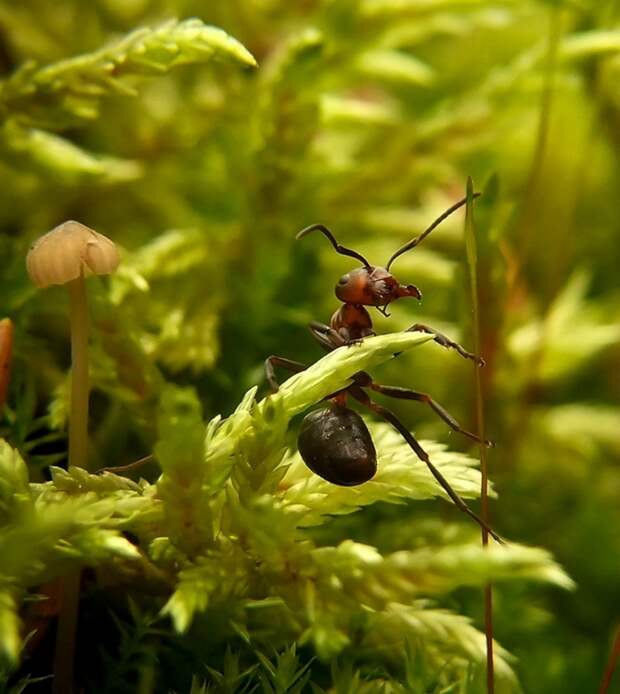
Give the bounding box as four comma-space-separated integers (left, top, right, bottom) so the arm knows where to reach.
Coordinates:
330, 304, 374, 342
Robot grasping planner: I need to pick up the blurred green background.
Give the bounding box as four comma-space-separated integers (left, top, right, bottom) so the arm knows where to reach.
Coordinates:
1, 0, 620, 692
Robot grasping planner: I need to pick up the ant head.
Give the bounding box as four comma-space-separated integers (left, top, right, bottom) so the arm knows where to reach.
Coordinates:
296, 224, 421, 308
335, 266, 421, 307
297, 194, 478, 309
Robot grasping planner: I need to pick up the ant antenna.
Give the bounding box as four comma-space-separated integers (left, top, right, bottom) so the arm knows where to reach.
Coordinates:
296, 224, 371, 269
385, 193, 481, 270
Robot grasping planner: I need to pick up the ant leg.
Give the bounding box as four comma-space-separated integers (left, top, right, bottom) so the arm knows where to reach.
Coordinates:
265, 349, 372, 397
349, 385, 503, 544
309, 320, 373, 349
265, 356, 308, 393
368, 383, 492, 446
309, 321, 346, 352
98, 454, 154, 474
406, 323, 485, 366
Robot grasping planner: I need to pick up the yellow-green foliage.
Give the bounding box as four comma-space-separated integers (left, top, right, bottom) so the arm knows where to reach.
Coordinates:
0, 337, 571, 692
0, 1, 619, 692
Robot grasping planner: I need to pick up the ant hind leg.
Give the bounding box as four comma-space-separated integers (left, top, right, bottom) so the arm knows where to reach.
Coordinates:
368, 382, 493, 446
349, 385, 503, 544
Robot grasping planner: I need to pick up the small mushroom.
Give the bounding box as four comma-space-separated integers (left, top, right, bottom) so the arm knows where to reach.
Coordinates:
26, 220, 120, 288
26, 220, 120, 469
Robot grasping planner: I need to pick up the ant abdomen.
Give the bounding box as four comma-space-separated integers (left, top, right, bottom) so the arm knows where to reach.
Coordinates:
297, 405, 377, 486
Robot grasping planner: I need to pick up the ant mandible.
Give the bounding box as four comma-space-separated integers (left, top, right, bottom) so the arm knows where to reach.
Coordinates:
266, 194, 502, 543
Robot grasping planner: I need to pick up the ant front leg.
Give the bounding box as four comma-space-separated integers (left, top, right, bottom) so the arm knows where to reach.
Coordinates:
406, 323, 485, 366
368, 382, 493, 447
265, 356, 308, 393
98, 454, 154, 475
349, 385, 503, 544
308, 321, 346, 352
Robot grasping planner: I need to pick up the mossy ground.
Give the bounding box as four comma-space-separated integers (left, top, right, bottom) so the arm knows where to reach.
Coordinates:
1, 2, 620, 692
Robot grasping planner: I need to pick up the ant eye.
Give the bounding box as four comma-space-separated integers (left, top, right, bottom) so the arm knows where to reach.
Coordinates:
338, 274, 350, 285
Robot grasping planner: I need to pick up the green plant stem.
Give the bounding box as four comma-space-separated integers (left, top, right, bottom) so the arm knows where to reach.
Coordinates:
599, 624, 620, 694
53, 275, 90, 694
517, 4, 561, 265
52, 570, 81, 694
464, 178, 494, 694
68, 275, 89, 470
504, 6, 561, 470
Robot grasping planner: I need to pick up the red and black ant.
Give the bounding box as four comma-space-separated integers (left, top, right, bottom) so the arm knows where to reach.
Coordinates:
266, 195, 502, 543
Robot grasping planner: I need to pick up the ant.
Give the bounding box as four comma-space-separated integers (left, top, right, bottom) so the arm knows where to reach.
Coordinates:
265, 194, 502, 543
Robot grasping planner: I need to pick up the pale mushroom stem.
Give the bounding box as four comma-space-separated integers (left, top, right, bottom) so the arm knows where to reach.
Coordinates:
25, 221, 119, 694
53, 274, 89, 694
68, 275, 89, 469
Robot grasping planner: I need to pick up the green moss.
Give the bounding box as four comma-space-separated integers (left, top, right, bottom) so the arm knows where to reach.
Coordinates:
1, 2, 619, 691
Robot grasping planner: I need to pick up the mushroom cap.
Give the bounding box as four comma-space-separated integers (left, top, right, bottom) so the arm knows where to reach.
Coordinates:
26, 220, 120, 288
